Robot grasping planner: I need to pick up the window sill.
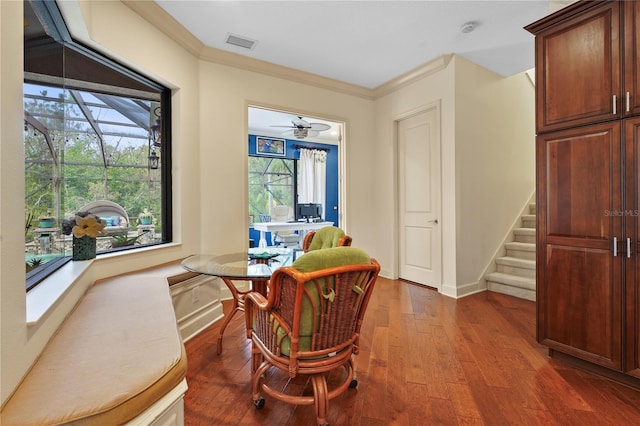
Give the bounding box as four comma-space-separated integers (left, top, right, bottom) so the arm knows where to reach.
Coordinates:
26, 259, 93, 326
26, 243, 180, 326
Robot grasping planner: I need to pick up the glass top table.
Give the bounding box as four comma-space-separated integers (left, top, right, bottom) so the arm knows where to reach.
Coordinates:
181, 247, 295, 279
181, 247, 298, 354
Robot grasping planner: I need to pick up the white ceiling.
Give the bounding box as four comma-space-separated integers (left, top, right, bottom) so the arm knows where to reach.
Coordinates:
154, 0, 558, 143
248, 107, 342, 144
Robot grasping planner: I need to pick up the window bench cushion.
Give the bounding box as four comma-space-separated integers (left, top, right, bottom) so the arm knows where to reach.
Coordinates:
0, 270, 189, 425
130, 260, 201, 286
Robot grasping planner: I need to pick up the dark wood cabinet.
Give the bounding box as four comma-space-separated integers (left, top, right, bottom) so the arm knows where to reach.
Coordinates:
536, 122, 623, 370
624, 1, 640, 118
528, 0, 640, 133
528, 0, 640, 384
625, 116, 640, 378
530, 1, 620, 132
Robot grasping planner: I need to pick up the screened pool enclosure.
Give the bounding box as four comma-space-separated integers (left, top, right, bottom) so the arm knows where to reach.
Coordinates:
24, 82, 163, 270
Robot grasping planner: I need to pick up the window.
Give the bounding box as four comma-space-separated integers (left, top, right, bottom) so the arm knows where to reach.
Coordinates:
248, 156, 296, 222
24, 1, 172, 290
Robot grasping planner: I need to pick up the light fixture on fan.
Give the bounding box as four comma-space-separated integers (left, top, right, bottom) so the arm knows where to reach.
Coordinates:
293, 128, 308, 138
271, 116, 330, 139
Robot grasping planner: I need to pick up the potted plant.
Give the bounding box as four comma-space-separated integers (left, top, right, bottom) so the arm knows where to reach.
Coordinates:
111, 234, 140, 248
38, 215, 56, 228
138, 208, 154, 225
26, 257, 43, 272
61, 211, 107, 260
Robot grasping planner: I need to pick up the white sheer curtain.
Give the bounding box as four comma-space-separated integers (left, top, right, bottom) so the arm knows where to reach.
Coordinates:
298, 148, 327, 218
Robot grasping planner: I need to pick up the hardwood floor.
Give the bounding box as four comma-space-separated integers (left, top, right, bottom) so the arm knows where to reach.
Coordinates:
183, 277, 640, 425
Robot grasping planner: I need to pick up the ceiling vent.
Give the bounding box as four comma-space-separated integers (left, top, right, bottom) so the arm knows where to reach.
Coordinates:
225, 33, 257, 50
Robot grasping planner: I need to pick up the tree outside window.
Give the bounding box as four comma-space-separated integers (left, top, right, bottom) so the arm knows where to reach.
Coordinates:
248, 156, 295, 222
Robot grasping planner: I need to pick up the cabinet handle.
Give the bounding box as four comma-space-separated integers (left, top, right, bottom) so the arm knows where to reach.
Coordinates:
613, 95, 617, 115
614, 237, 618, 257
627, 92, 631, 113
628, 238, 632, 258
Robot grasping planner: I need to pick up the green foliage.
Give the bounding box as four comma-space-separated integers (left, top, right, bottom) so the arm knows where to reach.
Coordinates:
248, 156, 294, 219
24, 87, 162, 246
26, 257, 43, 272
111, 234, 141, 248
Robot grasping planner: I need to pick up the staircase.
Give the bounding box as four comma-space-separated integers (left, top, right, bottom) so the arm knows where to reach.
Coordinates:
485, 202, 536, 301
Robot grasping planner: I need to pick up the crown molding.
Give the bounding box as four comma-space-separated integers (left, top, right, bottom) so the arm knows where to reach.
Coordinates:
122, 1, 450, 101
372, 54, 453, 98
199, 46, 374, 100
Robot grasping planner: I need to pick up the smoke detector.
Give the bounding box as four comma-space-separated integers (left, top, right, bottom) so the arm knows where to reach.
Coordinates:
460, 21, 477, 34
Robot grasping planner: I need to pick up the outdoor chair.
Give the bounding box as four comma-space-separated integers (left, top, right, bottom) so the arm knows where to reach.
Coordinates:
78, 200, 130, 236
244, 247, 380, 426
302, 226, 352, 252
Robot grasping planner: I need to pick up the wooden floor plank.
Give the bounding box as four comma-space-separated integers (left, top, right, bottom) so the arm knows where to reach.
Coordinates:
184, 278, 640, 425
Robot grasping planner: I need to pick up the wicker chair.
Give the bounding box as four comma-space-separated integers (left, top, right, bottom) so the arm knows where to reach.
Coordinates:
244, 247, 380, 426
302, 226, 352, 252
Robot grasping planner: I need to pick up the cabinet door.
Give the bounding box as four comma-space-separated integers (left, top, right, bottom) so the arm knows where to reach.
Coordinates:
623, 0, 640, 117
537, 122, 623, 370
533, 2, 621, 132
625, 117, 640, 377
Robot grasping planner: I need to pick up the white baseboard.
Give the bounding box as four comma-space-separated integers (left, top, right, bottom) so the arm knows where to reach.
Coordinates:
170, 275, 222, 342
441, 280, 485, 299
126, 379, 188, 426
178, 301, 224, 342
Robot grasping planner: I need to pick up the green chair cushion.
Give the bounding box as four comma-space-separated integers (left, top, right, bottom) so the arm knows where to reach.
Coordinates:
273, 247, 371, 356
292, 246, 370, 272
307, 226, 346, 251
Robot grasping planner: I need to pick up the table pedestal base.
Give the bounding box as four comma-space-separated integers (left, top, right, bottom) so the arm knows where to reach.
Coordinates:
217, 277, 268, 354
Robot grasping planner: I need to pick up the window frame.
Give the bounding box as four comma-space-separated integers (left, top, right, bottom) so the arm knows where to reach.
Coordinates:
24, 0, 173, 291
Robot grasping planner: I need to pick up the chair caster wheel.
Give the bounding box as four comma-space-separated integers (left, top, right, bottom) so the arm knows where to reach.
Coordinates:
349, 379, 358, 388
254, 397, 265, 409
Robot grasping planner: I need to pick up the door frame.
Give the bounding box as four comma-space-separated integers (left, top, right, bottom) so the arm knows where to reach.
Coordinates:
245, 102, 347, 235
393, 101, 443, 290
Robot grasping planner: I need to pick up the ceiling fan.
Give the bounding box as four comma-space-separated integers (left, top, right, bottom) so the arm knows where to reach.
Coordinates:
270, 116, 331, 139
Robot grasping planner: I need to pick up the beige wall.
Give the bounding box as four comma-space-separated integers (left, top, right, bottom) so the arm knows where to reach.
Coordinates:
454, 56, 536, 293
0, 0, 535, 406
196, 62, 375, 256
1, 0, 29, 406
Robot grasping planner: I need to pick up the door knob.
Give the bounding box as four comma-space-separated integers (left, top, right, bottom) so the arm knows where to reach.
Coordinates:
428, 219, 438, 224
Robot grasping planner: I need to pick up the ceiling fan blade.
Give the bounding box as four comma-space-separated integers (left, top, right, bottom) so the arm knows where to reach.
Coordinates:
309, 123, 330, 132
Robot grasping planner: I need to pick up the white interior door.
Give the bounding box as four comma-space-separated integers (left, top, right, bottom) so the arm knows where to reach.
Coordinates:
398, 105, 442, 290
